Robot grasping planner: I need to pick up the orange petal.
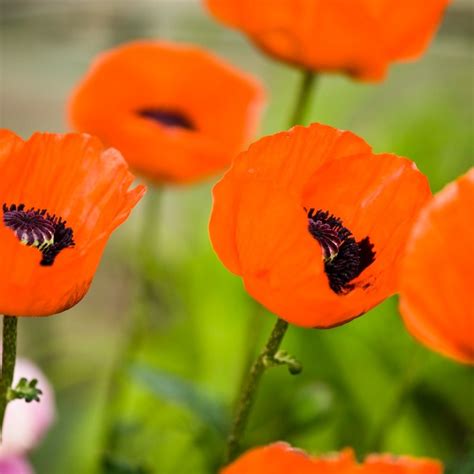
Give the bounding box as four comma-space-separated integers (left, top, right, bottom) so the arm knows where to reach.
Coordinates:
69, 40, 265, 183
210, 123, 431, 327
376, 0, 450, 61
0, 130, 145, 317
300, 152, 431, 326
221, 444, 443, 474
363, 453, 443, 474
205, 0, 450, 81
399, 168, 474, 364
220, 443, 356, 474
210, 123, 370, 280
209, 125, 370, 282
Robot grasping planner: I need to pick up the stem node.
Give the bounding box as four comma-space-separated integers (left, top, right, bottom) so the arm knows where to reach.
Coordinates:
224, 318, 294, 464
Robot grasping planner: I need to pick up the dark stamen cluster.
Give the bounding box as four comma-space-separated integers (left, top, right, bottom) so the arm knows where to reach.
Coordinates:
138, 108, 195, 130
307, 209, 375, 294
3, 203, 75, 266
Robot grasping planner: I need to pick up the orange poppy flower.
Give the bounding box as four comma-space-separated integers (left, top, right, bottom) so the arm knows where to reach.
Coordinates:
209, 123, 431, 328
221, 442, 356, 474
363, 453, 443, 474
0, 129, 145, 317
221, 442, 443, 474
205, 0, 450, 81
399, 168, 474, 365
69, 41, 265, 184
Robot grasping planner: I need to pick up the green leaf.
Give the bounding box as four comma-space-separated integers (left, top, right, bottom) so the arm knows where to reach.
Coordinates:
129, 363, 228, 435
445, 448, 474, 474
9, 377, 42, 402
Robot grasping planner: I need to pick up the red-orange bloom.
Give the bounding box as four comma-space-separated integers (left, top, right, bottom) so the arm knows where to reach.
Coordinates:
221, 443, 356, 474
69, 41, 265, 184
399, 168, 474, 364
363, 453, 444, 474
221, 442, 443, 474
0, 130, 145, 317
205, 0, 450, 81
209, 123, 431, 328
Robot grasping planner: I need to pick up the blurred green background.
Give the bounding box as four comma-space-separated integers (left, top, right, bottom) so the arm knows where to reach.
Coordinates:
0, 1, 473, 473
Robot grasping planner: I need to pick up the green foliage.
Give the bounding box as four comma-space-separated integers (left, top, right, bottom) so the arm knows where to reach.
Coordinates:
129, 363, 228, 435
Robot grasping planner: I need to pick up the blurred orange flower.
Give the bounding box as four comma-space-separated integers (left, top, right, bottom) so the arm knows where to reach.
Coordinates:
221, 443, 355, 474
221, 442, 443, 473
363, 453, 443, 474
399, 168, 474, 365
205, 0, 450, 81
0, 130, 145, 317
209, 123, 431, 328
69, 41, 265, 184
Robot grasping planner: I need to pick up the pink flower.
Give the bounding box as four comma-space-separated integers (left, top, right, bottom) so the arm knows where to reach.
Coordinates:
0, 456, 34, 474
0, 358, 55, 459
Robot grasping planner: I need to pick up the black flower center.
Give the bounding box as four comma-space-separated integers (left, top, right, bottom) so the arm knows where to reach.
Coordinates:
3, 203, 75, 266
137, 108, 195, 130
307, 209, 375, 294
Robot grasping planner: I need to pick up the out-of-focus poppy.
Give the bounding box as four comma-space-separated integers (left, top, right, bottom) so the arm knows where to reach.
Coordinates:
399, 168, 474, 365
205, 0, 450, 81
0, 130, 145, 317
221, 442, 443, 473
69, 41, 265, 184
221, 442, 355, 474
210, 123, 431, 328
363, 453, 443, 474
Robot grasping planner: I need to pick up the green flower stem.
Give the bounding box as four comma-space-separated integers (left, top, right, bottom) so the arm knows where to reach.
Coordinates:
133, 185, 163, 347
0, 315, 18, 438
236, 302, 266, 394
288, 70, 318, 127
101, 187, 162, 459
225, 317, 289, 463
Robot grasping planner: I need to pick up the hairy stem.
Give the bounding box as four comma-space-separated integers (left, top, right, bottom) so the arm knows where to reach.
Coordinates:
225, 318, 289, 463
0, 316, 17, 438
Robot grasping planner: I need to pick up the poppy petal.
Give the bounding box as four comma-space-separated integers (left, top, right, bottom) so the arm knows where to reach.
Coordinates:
210, 124, 370, 278
220, 442, 356, 474
399, 168, 474, 364
205, 0, 450, 81
300, 153, 431, 324
0, 130, 145, 316
69, 41, 265, 183
210, 123, 370, 288
364, 453, 443, 474
379, 0, 450, 61
221, 443, 442, 473
210, 123, 431, 327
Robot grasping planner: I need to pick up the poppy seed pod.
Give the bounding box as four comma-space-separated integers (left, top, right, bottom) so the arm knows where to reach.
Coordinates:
0, 130, 145, 317
69, 40, 266, 184
205, 0, 450, 81
210, 123, 431, 328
